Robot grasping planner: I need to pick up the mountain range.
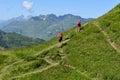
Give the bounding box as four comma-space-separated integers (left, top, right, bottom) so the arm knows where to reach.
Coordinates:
1, 14, 94, 40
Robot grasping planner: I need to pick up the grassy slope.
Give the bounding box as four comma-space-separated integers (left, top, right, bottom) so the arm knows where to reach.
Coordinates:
97, 4, 120, 45
0, 4, 120, 80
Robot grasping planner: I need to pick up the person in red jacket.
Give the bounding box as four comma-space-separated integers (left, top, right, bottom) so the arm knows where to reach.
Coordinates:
57, 32, 63, 48
77, 20, 81, 32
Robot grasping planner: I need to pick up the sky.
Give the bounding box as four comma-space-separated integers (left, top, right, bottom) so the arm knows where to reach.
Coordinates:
0, 0, 120, 20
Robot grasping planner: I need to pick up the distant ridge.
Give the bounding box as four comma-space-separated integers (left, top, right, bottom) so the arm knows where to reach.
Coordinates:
1, 14, 94, 40
0, 30, 45, 48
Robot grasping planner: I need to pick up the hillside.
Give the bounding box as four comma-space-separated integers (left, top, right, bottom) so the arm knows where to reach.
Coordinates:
0, 30, 45, 48
0, 4, 120, 80
1, 14, 94, 40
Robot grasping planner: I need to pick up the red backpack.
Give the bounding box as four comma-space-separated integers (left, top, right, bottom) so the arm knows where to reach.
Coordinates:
77, 21, 81, 27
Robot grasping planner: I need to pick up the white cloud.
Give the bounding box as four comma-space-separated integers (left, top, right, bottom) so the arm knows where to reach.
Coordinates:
23, 1, 33, 11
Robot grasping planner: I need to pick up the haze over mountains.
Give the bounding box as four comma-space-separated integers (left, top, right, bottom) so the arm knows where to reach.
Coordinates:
0, 15, 25, 29
1, 14, 94, 40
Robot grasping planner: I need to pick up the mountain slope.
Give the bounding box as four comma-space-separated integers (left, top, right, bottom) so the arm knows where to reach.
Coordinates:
0, 30, 45, 48
96, 4, 120, 46
1, 14, 94, 40
0, 4, 120, 80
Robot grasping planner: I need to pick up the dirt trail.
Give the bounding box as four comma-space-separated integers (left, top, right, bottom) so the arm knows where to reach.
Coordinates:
0, 39, 70, 80
93, 22, 120, 53
63, 64, 98, 80
0, 60, 23, 80
9, 50, 67, 79
34, 39, 70, 56
10, 62, 60, 80
44, 57, 55, 64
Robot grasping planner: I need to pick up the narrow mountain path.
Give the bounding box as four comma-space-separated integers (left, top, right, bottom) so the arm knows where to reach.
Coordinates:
63, 64, 98, 80
93, 22, 120, 53
44, 56, 55, 64
0, 39, 70, 80
34, 39, 70, 56
9, 52, 67, 79
10, 62, 60, 80
9, 48, 93, 80
0, 60, 23, 80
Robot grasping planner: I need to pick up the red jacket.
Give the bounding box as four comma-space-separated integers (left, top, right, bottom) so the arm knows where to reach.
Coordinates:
77, 21, 81, 27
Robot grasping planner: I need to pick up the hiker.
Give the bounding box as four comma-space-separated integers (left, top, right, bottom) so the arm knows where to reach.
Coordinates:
76, 20, 81, 32
57, 32, 63, 48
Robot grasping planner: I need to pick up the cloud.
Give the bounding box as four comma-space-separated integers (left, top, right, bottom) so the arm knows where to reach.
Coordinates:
23, 1, 33, 11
